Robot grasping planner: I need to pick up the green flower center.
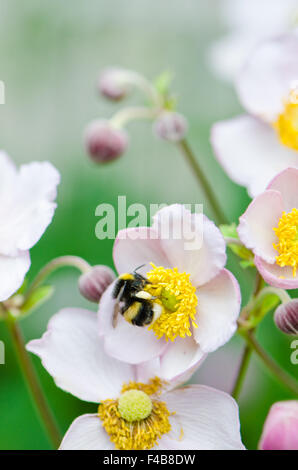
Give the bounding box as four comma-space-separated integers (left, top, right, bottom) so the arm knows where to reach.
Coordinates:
118, 389, 152, 422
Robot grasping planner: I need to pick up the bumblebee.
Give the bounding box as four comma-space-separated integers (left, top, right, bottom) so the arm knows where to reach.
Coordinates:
112, 269, 163, 328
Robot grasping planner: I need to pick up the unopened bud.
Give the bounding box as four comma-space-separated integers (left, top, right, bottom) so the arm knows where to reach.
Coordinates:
259, 401, 298, 450
153, 111, 188, 142
78, 265, 116, 303
85, 119, 129, 163
98, 68, 131, 101
274, 299, 298, 335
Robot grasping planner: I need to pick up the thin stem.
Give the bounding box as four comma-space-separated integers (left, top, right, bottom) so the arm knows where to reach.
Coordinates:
242, 330, 298, 396
25, 255, 91, 300
231, 343, 253, 400
5, 314, 61, 448
110, 106, 159, 128
177, 139, 228, 224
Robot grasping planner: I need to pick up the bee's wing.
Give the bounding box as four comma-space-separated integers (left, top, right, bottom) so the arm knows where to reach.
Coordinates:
112, 283, 125, 328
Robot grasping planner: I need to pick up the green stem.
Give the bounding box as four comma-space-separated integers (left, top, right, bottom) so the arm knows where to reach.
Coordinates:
242, 330, 298, 396
231, 343, 253, 400
177, 139, 228, 224
25, 255, 91, 300
5, 314, 61, 448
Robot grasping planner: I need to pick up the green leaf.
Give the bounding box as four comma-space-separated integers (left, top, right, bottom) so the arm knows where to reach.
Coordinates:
154, 71, 174, 96
21, 285, 54, 317
220, 223, 238, 239
249, 293, 280, 326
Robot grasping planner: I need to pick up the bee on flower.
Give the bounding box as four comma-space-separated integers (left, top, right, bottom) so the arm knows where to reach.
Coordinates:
96, 204, 241, 378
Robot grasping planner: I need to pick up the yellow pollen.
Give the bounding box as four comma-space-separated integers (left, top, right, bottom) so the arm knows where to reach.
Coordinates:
98, 378, 172, 450
145, 263, 198, 342
273, 208, 298, 276
274, 90, 298, 151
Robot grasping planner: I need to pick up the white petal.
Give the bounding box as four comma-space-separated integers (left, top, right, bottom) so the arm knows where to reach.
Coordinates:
27, 308, 135, 402
60, 414, 114, 450
236, 31, 298, 121
98, 282, 167, 365
238, 190, 283, 263
152, 205, 226, 286
193, 269, 241, 352
0, 161, 60, 256
0, 251, 30, 301
211, 115, 298, 197
113, 227, 171, 276
164, 385, 245, 450
158, 335, 205, 382
255, 256, 298, 289
267, 167, 298, 212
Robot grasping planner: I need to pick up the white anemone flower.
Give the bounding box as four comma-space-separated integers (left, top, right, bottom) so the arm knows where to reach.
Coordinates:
212, 30, 298, 197
0, 151, 60, 300
208, 0, 298, 82
27, 308, 245, 450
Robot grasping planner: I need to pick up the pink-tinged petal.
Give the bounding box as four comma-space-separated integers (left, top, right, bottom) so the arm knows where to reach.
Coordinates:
0, 161, 60, 257
27, 308, 135, 402
163, 385, 245, 450
0, 251, 30, 301
158, 336, 205, 383
59, 414, 114, 450
255, 256, 298, 289
211, 115, 298, 197
113, 227, 170, 276
238, 190, 283, 263
152, 205, 226, 286
259, 401, 298, 450
193, 269, 241, 352
98, 282, 168, 364
236, 32, 298, 121
267, 167, 298, 212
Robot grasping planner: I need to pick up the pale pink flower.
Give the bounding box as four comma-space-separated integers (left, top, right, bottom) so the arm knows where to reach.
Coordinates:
238, 168, 298, 288
211, 31, 298, 197
208, 0, 298, 82
0, 151, 60, 301
27, 308, 245, 450
259, 401, 298, 450
98, 204, 241, 380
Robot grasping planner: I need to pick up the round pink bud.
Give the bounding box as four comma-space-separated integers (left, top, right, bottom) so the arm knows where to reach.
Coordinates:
98, 68, 130, 101
78, 265, 116, 303
153, 111, 188, 142
274, 299, 298, 335
259, 401, 298, 450
85, 120, 129, 163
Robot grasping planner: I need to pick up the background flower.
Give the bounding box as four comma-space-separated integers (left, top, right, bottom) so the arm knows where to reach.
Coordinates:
0, 151, 60, 301
211, 31, 298, 197
259, 401, 298, 450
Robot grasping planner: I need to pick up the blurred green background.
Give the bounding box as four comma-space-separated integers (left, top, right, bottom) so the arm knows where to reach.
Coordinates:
0, 0, 296, 450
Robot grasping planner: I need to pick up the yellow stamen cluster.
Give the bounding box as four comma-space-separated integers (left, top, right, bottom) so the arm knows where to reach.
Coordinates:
98, 378, 171, 450
145, 264, 198, 341
273, 208, 298, 276
274, 91, 298, 151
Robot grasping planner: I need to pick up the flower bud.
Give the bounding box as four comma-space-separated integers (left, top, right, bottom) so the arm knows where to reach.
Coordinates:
78, 265, 116, 303
153, 111, 188, 142
259, 401, 298, 450
84, 119, 129, 163
274, 299, 298, 335
98, 68, 131, 101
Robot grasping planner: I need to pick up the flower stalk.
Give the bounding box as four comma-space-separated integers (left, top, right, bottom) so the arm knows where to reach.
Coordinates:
5, 313, 61, 448
177, 139, 228, 224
